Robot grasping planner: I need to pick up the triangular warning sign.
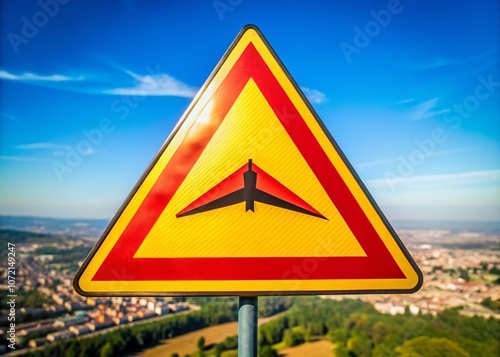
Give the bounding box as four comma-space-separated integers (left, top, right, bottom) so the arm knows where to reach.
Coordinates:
74, 25, 422, 296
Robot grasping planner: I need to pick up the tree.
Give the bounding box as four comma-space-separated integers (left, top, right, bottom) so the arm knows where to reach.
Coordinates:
481, 297, 500, 312
259, 316, 288, 345
347, 335, 372, 357
99, 342, 114, 357
259, 345, 278, 357
328, 328, 349, 345
196, 335, 205, 350
213, 344, 223, 357
458, 267, 471, 281
304, 328, 312, 342
397, 336, 469, 357
488, 266, 500, 275
333, 345, 351, 357
283, 328, 304, 347
223, 335, 238, 350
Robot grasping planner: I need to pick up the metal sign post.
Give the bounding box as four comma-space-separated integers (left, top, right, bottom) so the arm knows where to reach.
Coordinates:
238, 296, 258, 357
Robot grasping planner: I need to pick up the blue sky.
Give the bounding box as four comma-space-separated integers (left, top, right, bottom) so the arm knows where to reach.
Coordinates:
0, 0, 498, 222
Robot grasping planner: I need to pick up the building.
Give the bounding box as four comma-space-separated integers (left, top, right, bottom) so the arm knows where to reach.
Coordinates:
69, 324, 91, 336
54, 316, 87, 328
46, 330, 73, 342
28, 337, 48, 348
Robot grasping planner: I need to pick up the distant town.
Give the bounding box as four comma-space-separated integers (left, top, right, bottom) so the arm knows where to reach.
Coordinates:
0, 216, 499, 355
328, 229, 500, 319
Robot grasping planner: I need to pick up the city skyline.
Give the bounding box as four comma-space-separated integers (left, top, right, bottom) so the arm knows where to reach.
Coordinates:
1, 0, 498, 222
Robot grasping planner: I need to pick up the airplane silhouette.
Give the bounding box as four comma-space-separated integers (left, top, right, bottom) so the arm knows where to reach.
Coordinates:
176, 159, 326, 219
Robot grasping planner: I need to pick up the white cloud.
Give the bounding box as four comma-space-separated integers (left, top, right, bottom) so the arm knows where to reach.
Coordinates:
0, 67, 197, 98
367, 169, 500, 188
301, 87, 327, 104
408, 97, 449, 121
391, 98, 415, 106
104, 71, 198, 98
12, 142, 87, 158
0, 155, 51, 163
356, 157, 398, 168
2, 112, 19, 122
15, 142, 63, 150
0, 67, 322, 101
0, 70, 83, 82
357, 148, 471, 168
412, 58, 456, 70
423, 147, 472, 158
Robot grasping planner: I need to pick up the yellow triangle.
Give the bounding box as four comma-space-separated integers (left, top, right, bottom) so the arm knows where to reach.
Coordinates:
135, 79, 365, 259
